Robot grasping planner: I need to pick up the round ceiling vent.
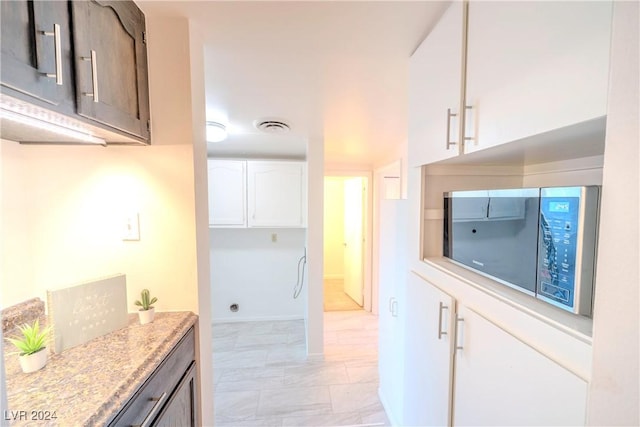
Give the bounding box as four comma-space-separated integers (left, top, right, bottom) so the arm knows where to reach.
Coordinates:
254, 119, 291, 134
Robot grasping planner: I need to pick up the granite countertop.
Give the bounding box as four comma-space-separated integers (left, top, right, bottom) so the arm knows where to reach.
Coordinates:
3, 307, 198, 426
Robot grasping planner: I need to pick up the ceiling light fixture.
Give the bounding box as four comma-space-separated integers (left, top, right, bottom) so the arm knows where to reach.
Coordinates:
206, 121, 227, 142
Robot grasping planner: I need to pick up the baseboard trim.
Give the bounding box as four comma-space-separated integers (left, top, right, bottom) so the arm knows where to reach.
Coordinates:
378, 387, 400, 427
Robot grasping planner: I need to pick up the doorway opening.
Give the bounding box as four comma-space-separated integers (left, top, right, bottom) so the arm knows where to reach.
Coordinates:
323, 175, 371, 312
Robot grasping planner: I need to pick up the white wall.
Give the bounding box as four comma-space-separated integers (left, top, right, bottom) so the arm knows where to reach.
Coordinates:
306, 136, 324, 356
323, 177, 345, 279
210, 228, 306, 322
587, 2, 639, 424
186, 20, 215, 427
0, 141, 199, 311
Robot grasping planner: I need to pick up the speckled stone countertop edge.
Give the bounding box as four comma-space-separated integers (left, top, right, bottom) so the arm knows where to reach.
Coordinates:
1, 298, 45, 335
89, 312, 198, 426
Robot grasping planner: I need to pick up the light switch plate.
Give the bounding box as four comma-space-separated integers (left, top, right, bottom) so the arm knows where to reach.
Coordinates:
123, 212, 140, 241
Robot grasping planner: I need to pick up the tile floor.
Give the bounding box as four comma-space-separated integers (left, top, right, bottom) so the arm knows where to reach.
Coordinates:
323, 279, 363, 311
212, 310, 390, 427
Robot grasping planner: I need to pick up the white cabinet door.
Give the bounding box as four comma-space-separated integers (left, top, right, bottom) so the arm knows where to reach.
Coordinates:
408, 2, 465, 166
403, 272, 456, 426
453, 305, 588, 426
247, 161, 306, 227
207, 160, 246, 227
464, 1, 612, 154
378, 198, 409, 424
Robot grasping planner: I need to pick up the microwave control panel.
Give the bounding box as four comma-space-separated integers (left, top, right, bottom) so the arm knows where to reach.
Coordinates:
536, 186, 599, 315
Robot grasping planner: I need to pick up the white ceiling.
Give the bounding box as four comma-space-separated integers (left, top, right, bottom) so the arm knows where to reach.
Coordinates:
139, 1, 449, 167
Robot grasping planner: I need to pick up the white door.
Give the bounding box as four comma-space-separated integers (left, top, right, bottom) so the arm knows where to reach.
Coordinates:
453, 305, 588, 426
404, 272, 456, 426
378, 195, 409, 424
343, 177, 364, 306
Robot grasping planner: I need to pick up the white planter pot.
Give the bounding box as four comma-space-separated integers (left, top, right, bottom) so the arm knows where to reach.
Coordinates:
138, 307, 155, 325
19, 349, 48, 373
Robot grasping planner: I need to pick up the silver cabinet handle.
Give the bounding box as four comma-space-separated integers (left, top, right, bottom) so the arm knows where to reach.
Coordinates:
437, 302, 448, 340
42, 24, 62, 85
446, 108, 457, 149
133, 392, 168, 427
391, 299, 399, 317
455, 316, 465, 351
389, 297, 399, 317
82, 50, 99, 103
463, 105, 474, 143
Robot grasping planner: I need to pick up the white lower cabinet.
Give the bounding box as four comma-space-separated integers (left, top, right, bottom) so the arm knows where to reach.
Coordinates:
403, 272, 588, 426
453, 305, 588, 426
404, 273, 455, 426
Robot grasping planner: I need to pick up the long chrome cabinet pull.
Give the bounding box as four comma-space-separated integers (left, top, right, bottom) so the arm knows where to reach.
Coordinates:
463, 105, 474, 143
446, 108, 457, 149
455, 316, 465, 351
392, 300, 399, 317
82, 50, 99, 103
42, 24, 63, 85
437, 302, 448, 339
133, 392, 168, 427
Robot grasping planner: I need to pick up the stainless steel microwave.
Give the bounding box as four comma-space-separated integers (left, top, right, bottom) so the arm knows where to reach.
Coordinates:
443, 186, 600, 316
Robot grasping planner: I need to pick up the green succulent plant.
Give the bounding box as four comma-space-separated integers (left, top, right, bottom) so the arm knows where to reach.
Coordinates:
134, 289, 157, 311
7, 320, 51, 356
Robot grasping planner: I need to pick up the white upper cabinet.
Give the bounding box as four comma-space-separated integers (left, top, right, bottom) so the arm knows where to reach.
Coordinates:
247, 161, 307, 228
207, 159, 246, 227
408, 1, 612, 165
463, 1, 613, 154
408, 2, 465, 166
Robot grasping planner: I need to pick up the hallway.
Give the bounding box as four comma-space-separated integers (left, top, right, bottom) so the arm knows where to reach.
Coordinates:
324, 279, 363, 311
212, 310, 388, 426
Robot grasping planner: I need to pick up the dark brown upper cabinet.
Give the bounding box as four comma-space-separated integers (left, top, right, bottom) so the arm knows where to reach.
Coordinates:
0, 0, 75, 114
71, 0, 150, 141
0, 0, 150, 144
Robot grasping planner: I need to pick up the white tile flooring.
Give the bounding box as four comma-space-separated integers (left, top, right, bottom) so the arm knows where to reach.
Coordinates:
212, 311, 390, 427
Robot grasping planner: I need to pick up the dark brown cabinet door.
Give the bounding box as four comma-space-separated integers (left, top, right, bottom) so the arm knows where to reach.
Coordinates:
153, 362, 198, 427
1, 0, 75, 112
70, 0, 150, 140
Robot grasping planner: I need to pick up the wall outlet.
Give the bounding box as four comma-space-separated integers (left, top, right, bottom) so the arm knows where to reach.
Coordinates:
271, 233, 277, 243
123, 213, 140, 241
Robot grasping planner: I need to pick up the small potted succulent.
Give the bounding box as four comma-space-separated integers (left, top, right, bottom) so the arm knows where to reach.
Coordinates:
7, 319, 52, 373
135, 289, 158, 324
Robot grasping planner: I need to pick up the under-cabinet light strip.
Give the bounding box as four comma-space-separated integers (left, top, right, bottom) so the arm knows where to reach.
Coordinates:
0, 108, 107, 146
